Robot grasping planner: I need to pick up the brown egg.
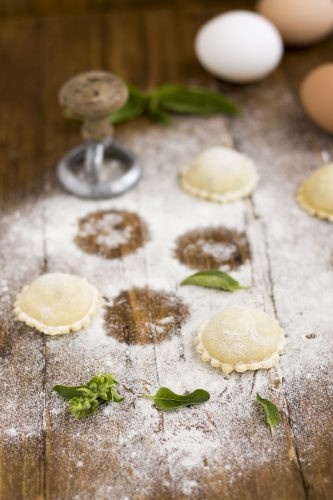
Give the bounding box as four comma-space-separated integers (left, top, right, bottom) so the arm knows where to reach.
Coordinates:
257, 0, 333, 46
300, 64, 333, 134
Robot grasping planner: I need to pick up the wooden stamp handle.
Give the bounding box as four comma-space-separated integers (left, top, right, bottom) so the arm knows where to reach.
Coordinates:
59, 71, 128, 141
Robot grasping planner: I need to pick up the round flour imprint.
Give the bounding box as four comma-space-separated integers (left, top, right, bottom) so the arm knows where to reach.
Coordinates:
75, 209, 149, 259
104, 287, 189, 344
175, 227, 250, 270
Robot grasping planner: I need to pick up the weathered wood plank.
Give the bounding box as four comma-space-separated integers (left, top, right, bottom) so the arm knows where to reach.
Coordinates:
0, 210, 45, 500
21, 113, 303, 499
227, 65, 333, 499
0, 0, 249, 18
0, 18, 46, 500
125, 118, 305, 499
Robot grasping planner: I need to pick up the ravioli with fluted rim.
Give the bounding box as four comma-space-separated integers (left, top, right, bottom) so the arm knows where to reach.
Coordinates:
180, 146, 259, 203
297, 163, 333, 222
14, 273, 101, 335
194, 305, 285, 373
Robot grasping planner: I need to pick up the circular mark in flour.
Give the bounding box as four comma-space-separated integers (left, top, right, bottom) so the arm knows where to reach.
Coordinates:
104, 287, 189, 344
175, 227, 250, 270
75, 209, 149, 259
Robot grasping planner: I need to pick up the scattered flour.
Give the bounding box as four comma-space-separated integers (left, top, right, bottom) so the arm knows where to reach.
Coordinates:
0, 110, 332, 498
200, 240, 236, 261
79, 212, 133, 249
5, 428, 18, 437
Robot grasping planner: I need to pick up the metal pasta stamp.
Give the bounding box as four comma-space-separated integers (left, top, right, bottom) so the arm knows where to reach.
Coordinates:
57, 71, 142, 199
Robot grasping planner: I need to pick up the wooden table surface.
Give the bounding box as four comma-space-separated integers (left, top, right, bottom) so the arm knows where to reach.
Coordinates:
1, 1, 333, 499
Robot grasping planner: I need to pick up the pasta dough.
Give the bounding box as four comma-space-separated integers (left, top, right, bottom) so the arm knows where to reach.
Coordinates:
297, 163, 333, 221
14, 273, 101, 335
180, 146, 259, 203
194, 305, 285, 373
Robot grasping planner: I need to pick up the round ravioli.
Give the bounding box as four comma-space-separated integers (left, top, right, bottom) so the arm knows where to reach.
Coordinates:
14, 273, 101, 335
180, 146, 259, 203
194, 305, 285, 373
297, 163, 333, 221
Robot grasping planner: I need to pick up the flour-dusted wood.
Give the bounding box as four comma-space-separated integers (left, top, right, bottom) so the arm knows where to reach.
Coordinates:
228, 67, 333, 499
0, 212, 45, 499
0, 19, 48, 500
0, 3, 332, 499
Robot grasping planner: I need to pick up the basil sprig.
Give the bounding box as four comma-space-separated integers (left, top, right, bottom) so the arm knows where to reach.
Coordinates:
109, 85, 149, 124
256, 394, 281, 434
154, 84, 238, 115
110, 83, 239, 125
181, 270, 249, 292
144, 387, 210, 411
53, 374, 124, 419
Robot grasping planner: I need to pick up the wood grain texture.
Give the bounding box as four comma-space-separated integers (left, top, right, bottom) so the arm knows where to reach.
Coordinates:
227, 70, 333, 499
0, 2, 332, 499
0, 0, 249, 18
0, 22, 47, 497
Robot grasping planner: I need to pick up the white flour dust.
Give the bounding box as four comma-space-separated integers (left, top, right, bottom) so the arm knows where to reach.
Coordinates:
1, 114, 332, 498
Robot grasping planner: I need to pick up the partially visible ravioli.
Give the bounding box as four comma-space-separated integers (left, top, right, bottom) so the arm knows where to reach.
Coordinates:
297, 163, 333, 221
180, 146, 259, 203
194, 305, 285, 373
14, 273, 101, 335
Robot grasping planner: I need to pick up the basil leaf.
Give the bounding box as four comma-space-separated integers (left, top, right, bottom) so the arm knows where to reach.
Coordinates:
110, 86, 148, 125
68, 395, 100, 420
156, 84, 239, 115
108, 83, 239, 125
181, 270, 248, 292
145, 387, 210, 411
147, 96, 171, 124
53, 385, 86, 400
53, 373, 124, 419
256, 394, 281, 434
110, 387, 125, 403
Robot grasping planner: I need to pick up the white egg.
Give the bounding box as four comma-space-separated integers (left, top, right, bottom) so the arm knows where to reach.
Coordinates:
195, 10, 283, 83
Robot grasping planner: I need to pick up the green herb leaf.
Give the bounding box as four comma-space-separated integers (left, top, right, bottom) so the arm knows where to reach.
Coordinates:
156, 84, 239, 116
144, 387, 210, 411
53, 385, 87, 400
68, 395, 100, 420
147, 95, 171, 124
181, 270, 248, 292
109, 386, 124, 403
108, 83, 239, 125
256, 394, 281, 434
110, 85, 148, 125
53, 374, 124, 419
